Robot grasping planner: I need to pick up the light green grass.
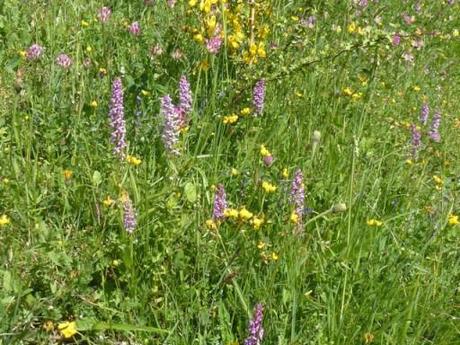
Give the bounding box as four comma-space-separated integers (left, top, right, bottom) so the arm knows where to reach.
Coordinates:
0, 1, 459, 344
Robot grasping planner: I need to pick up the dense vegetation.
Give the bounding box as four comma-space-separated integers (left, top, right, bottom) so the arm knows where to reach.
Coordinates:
0, 1, 459, 344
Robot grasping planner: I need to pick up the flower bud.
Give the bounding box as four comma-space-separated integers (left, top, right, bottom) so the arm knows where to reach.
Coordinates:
332, 203, 347, 213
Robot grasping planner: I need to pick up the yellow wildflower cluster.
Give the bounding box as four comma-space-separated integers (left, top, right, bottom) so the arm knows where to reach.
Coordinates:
188, 0, 225, 50
0, 214, 11, 227
189, 0, 271, 64
63, 169, 73, 180
225, 2, 246, 50
257, 241, 279, 263
448, 214, 459, 226
432, 175, 443, 191
103, 196, 114, 207
290, 210, 299, 224
222, 207, 264, 230
347, 21, 365, 35
126, 155, 142, 166
260, 145, 271, 157
57, 321, 77, 339
342, 87, 363, 101
367, 219, 383, 227
262, 181, 277, 193
223, 114, 239, 124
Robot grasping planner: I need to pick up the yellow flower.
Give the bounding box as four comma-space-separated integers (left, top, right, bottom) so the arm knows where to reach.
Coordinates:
81, 20, 89, 27
189, 0, 198, 6
260, 145, 271, 157
141, 90, 150, 96
413, 85, 421, 92
262, 181, 277, 193
251, 216, 264, 230
223, 114, 238, 124
364, 332, 375, 344
0, 215, 11, 227
205, 219, 218, 230
63, 169, 73, 180
205, 15, 217, 35
231, 168, 239, 176
257, 43, 266, 58
448, 214, 459, 226
98, 67, 107, 76
86, 46, 92, 53
90, 100, 98, 108
432, 175, 443, 186
43, 320, 54, 332
343, 87, 354, 96
103, 196, 114, 207
193, 33, 204, 43
257, 241, 266, 249
239, 207, 253, 221
19, 50, 27, 58
224, 208, 239, 219
270, 252, 279, 261
347, 21, 357, 33
454, 118, 460, 129
352, 92, 363, 101
282, 168, 289, 179
58, 321, 77, 339
290, 211, 299, 224
367, 219, 383, 227
240, 107, 251, 116
126, 155, 142, 166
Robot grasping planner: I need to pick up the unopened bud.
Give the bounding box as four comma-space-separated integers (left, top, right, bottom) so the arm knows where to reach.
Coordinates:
312, 130, 321, 145
332, 203, 347, 213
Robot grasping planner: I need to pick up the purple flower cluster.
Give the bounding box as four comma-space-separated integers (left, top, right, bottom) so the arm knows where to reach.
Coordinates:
206, 35, 223, 54
244, 304, 264, 345
129, 21, 141, 36
160, 75, 193, 154
98, 7, 112, 23
109, 78, 127, 157
263, 155, 273, 167
123, 193, 137, 234
420, 102, 429, 125
161, 95, 180, 154
392, 34, 401, 46
291, 169, 305, 227
252, 79, 266, 115
410, 124, 422, 158
301, 16, 316, 28
56, 53, 72, 69
179, 75, 192, 115
429, 110, 441, 142
212, 184, 227, 221
26, 44, 44, 60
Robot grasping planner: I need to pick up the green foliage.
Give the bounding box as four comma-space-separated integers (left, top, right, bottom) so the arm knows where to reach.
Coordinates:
0, 0, 459, 344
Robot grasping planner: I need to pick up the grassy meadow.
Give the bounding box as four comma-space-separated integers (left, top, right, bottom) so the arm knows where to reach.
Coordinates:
0, 0, 459, 344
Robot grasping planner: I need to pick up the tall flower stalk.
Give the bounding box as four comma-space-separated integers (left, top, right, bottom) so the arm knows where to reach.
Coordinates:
244, 304, 264, 345
290, 169, 305, 233
109, 78, 127, 158
122, 192, 137, 234
252, 79, 266, 115
429, 110, 441, 142
420, 102, 429, 125
410, 124, 421, 158
161, 95, 180, 154
178, 75, 192, 128
212, 184, 227, 221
